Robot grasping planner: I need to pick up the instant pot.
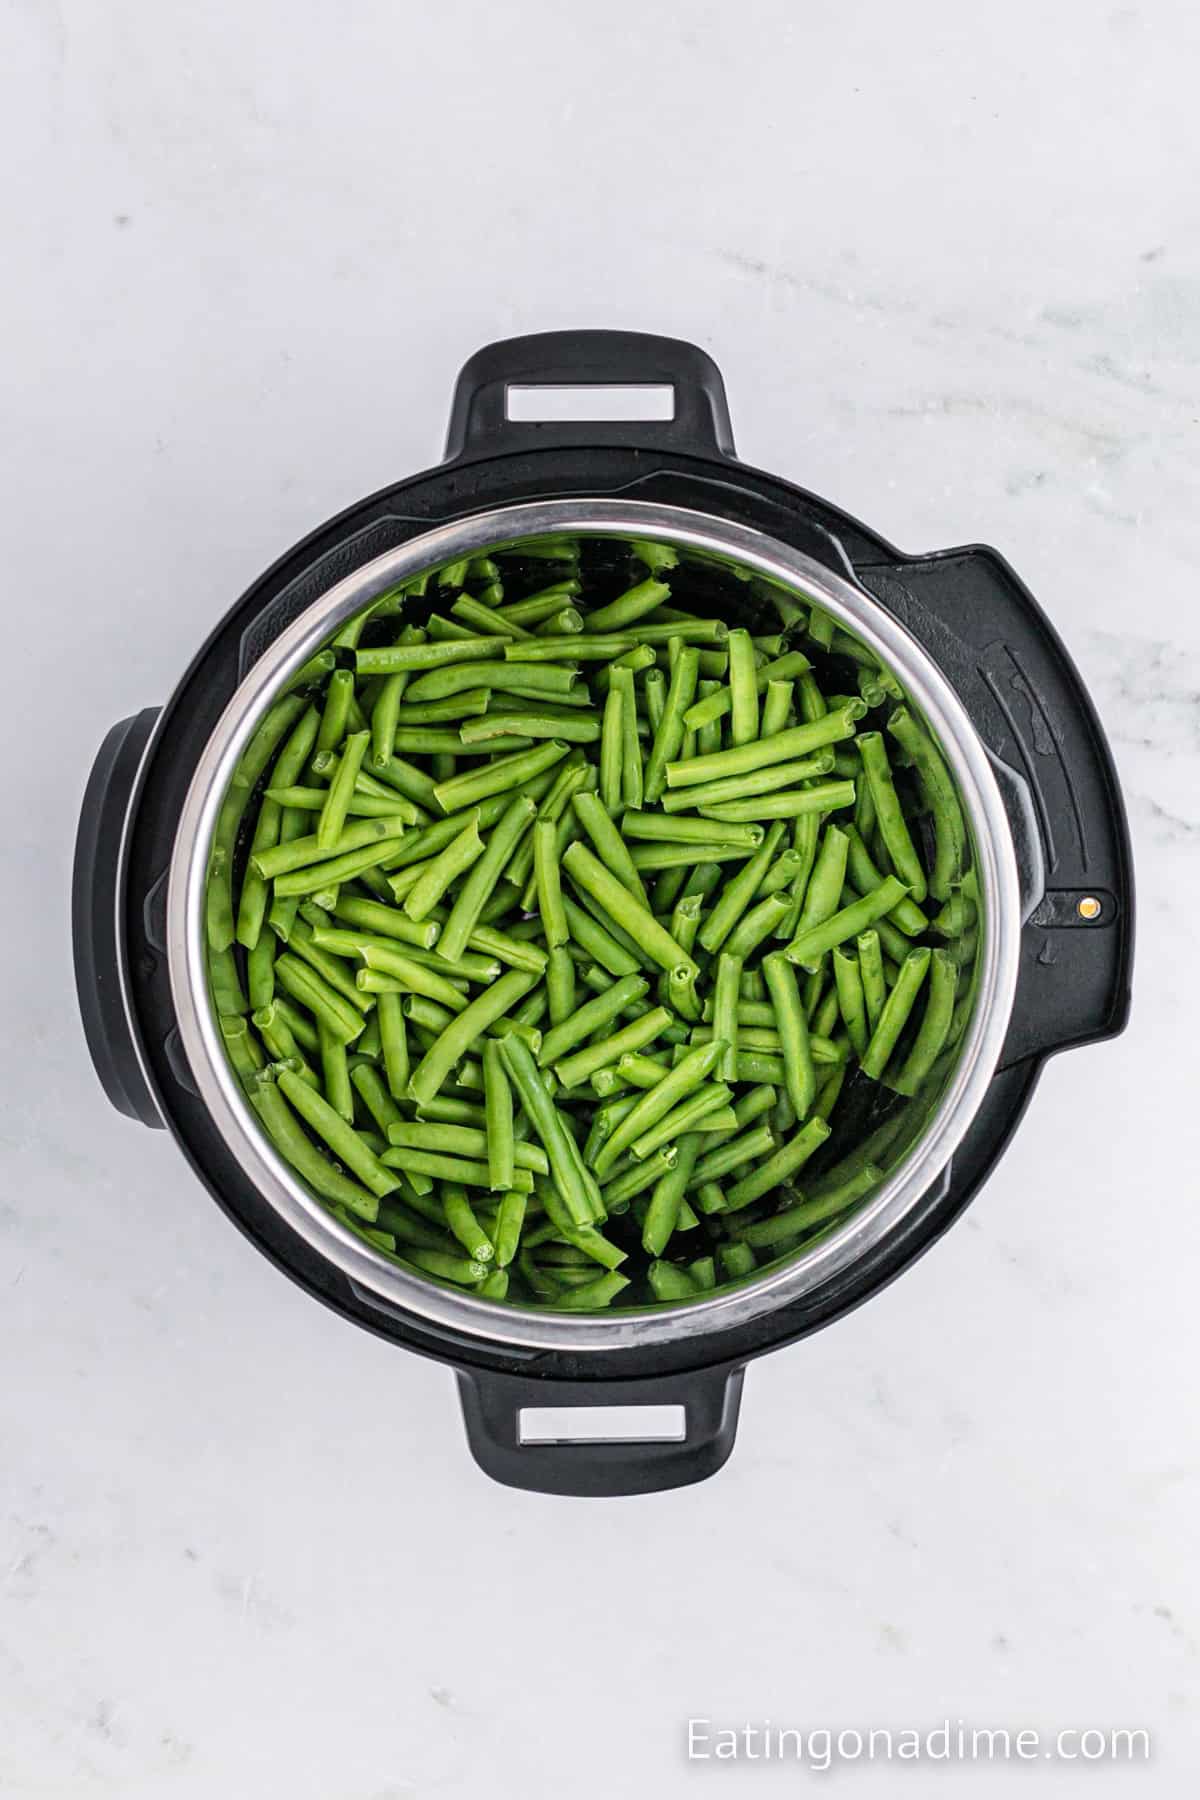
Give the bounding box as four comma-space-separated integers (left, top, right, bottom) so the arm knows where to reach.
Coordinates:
73, 332, 1133, 1494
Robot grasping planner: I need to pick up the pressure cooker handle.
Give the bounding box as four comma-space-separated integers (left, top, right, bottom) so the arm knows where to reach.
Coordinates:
455, 1364, 745, 1496
853, 546, 1134, 1067
444, 329, 736, 461
73, 708, 164, 1128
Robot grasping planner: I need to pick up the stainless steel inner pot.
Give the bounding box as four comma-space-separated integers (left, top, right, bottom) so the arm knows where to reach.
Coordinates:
168, 499, 1023, 1352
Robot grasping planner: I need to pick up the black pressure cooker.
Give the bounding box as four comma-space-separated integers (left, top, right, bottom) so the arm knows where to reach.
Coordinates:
73, 333, 1133, 1494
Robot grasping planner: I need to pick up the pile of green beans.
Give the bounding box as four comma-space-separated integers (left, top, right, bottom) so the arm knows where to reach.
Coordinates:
204, 537, 978, 1310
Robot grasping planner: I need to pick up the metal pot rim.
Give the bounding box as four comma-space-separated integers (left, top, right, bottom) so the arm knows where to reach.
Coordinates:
168, 499, 1022, 1353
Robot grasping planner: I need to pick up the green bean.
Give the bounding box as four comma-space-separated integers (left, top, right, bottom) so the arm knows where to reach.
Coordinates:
607, 665, 641, 811
275, 1066, 398, 1198
315, 668, 355, 753
600, 1147, 678, 1213
619, 812, 763, 849
415, 1094, 486, 1128
245, 927, 276, 1012
538, 973, 649, 1068
856, 929, 887, 1030
568, 791, 647, 904
725, 892, 793, 958
205, 694, 308, 952
791, 823, 850, 946
431, 800, 534, 963
387, 1122, 547, 1174
723, 1114, 832, 1211
318, 1020, 355, 1122
584, 577, 672, 633
464, 921, 548, 975
219, 1015, 265, 1087
551, 900, 635, 977
642, 667, 668, 738
406, 660, 578, 702
694, 1180, 727, 1215
497, 1035, 594, 1226
886, 706, 965, 902
328, 894, 439, 951
856, 731, 927, 903
843, 824, 930, 937
614, 1050, 669, 1089
697, 824, 783, 954
432, 739, 567, 815
761, 678, 794, 737
400, 1246, 488, 1284
256, 811, 416, 881
471, 695, 586, 734
681, 651, 812, 732
642, 1136, 704, 1256
597, 672, 624, 813
525, 821, 567, 954
355, 638, 506, 675
892, 948, 957, 1094
658, 751, 836, 814
554, 1006, 671, 1089
775, 811, 820, 939
400, 968, 533, 1108
646, 1260, 699, 1301
266, 784, 415, 821
643, 640, 700, 804
379, 1146, 533, 1191
403, 817, 484, 922
562, 841, 697, 976
371, 1200, 453, 1253
503, 634, 636, 662
272, 996, 320, 1054
249, 1077, 380, 1218
542, 944, 574, 1028
668, 710, 856, 792
831, 947, 869, 1059
350, 1061, 404, 1136
314, 729, 369, 852
711, 953, 742, 1083
690, 1118, 779, 1185
737, 1159, 880, 1243
547, 1270, 630, 1309
370, 668, 408, 772
593, 1038, 724, 1178
626, 539, 676, 575
860, 948, 932, 1081
356, 944, 466, 1012
491, 1189, 527, 1266
441, 1186, 497, 1262
480, 1039, 515, 1192
785, 874, 910, 968
630, 1081, 733, 1160
625, 842, 761, 872
274, 953, 363, 1044
760, 952, 815, 1122
697, 782, 855, 823
727, 628, 759, 745
236, 706, 321, 950
286, 648, 338, 692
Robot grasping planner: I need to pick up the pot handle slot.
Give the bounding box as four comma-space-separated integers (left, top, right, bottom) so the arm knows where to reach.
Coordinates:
73, 708, 164, 1127
455, 1364, 744, 1496
444, 330, 736, 461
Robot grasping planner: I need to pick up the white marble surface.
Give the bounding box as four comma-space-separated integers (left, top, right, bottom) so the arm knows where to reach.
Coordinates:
3, 2, 1198, 1794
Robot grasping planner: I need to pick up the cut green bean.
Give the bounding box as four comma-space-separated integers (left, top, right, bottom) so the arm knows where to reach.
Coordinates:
860, 948, 932, 1081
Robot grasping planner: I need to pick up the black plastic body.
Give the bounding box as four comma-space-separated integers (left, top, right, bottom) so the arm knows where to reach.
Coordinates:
72, 330, 1133, 1496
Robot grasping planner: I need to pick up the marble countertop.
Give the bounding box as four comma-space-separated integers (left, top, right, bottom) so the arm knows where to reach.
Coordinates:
4, 2, 1197, 1794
